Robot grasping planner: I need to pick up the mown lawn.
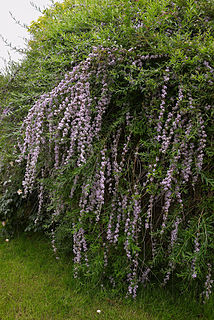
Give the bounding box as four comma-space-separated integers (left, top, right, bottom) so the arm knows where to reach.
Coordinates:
0, 234, 213, 320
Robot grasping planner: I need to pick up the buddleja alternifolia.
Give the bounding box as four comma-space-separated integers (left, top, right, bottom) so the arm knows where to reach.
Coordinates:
16, 47, 212, 298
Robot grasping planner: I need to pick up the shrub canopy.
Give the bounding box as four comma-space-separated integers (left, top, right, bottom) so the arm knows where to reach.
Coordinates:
0, 0, 213, 299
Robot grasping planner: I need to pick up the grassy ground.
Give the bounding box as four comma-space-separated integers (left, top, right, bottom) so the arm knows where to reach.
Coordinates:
0, 234, 213, 320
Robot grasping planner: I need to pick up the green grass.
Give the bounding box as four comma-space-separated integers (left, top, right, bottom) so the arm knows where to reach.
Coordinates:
0, 234, 213, 320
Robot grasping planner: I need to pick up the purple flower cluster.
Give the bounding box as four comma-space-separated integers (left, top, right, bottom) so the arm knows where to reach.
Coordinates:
34, 169, 44, 225
156, 67, 170, 139
73, 225, 88, 277
162, 261, 175, 286
202, 263, 213, 302
51, 228, 59, 260
204, 60, 214, 85
18, 47, 113, 197
170, 217, 181, 250
191, 232, 200, 279
192, 113, 207, 186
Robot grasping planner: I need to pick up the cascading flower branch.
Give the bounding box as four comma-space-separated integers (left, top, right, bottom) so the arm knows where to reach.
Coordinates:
16, 46, 213, 298
17, 47, 113, 195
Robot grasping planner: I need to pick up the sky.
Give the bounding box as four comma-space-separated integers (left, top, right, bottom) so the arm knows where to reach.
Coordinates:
0, 0, 63, 72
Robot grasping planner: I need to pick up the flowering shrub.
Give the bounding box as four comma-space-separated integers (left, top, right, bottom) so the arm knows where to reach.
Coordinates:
0, 0, 214, 300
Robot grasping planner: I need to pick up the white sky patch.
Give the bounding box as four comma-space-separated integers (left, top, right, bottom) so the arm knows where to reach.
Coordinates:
0, 0, 63, 72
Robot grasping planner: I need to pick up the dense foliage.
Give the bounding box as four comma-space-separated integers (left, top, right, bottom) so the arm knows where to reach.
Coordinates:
0, 0, 213, 300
